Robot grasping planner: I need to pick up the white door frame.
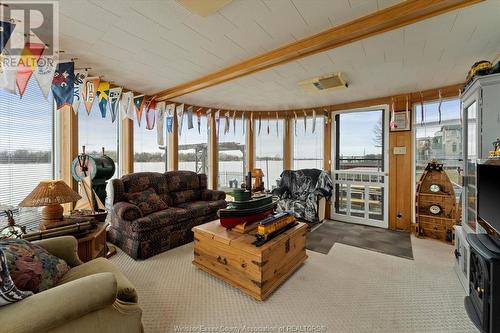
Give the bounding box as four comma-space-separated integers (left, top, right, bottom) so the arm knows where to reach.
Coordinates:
330, 105, 390, 228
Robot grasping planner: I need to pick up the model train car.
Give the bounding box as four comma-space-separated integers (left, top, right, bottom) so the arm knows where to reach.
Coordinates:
254, 212, 297, 246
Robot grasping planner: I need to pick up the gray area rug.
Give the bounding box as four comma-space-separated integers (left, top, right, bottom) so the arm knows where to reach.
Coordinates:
307, 220, 414, 259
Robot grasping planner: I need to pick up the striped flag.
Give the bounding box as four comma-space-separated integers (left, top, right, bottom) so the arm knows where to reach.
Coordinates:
51, 61, 75, 110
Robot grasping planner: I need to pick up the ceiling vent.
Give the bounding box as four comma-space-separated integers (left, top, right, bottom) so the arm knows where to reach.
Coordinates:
176, 0, 232, 17
298, 73, 348, 93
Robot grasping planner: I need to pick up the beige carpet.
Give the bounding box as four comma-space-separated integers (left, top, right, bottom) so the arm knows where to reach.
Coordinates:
110, 235, 478, 333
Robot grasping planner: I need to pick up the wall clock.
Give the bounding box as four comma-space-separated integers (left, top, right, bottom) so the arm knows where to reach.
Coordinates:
429, 184, 441, 193
429, 204, 442, 215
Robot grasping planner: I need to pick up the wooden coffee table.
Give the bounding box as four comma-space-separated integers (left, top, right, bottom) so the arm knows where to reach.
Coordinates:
192, 220, 308, 301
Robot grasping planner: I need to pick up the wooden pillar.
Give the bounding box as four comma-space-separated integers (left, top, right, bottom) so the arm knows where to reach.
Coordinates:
283, 117, 293, 170
246, 119, 254, 173
208, 115, 218, 189
168, 108, 178, 171
120, 118, 134, 175
58, 106, 78, 211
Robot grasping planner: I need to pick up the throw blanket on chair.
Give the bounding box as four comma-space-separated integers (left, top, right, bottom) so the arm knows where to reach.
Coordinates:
272, 169, 333, 222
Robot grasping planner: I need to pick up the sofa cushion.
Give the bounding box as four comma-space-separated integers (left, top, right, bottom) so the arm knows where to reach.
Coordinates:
57, 257, 138, 303
130, 207, 190, 233
121, 172, 167, 194
0, 239, 69, 293
124, 188, 168, 216
177, 200, 227, 218
165, 171, 200, 192
170, 189, 201, 205
0, 249, 33, 306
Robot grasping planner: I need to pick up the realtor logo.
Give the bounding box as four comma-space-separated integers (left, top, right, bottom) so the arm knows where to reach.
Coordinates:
0, 1, 59, 56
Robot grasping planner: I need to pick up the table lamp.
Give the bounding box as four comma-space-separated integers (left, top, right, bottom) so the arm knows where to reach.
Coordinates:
19, 180, 81, 229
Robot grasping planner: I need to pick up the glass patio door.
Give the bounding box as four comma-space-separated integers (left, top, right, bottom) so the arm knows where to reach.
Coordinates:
331, 107, 389, 228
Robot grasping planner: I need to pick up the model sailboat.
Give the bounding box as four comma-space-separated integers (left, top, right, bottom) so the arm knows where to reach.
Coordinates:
73, 176, 108, 222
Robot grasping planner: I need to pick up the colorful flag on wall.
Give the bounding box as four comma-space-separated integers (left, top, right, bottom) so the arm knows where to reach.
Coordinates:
120, 91, 134, 120
51, 61, 75, 110
96, 81, 110, 118
108, 87, 122, 123
82, 77, 100, 114
0, 21, 15, 53
133, 95, 146, 126
197, 108, 202, 134
187, 105, 194, 130
145, 96, 157, 130
72, 69, 88, 113
176, 104, 185, 135
34, 54, 57, 99
16, 42, 45, 97
166, 103, 175, 133
156, 101, 165, 145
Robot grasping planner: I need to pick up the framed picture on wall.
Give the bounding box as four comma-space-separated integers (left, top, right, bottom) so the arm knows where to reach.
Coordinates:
390, 110, 411, 132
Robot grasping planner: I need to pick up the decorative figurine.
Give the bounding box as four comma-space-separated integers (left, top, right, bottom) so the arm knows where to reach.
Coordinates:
490, 138, 500, 158
0, 209, 26, 239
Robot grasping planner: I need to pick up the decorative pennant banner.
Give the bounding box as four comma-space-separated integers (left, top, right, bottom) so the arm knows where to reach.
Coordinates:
389, 97, 395, 129
224, 111, 230, 135
197, 108, 202, 134
0, 21, 15, 53
72, 69, 88, 113
206, 108, 212, 131
232, 111, 236, 135
294, 112, 298, 136
176, 104, 185, 135
166, 103, 175, 133
241, 112, 245, 134
0, 52, 19, 94
267, 112, 270, 135
82, 77, 100, 114
156, 101, 166, 145
145, 95, 157, 130
96, 81, 110, 118
108, 87, 122, 123
276, 112, 279, 136
438, 90, 442, 124
133, 94, 146, 126
258, 115, 262, 135
303, 111, 307, 133
34, 54, 57, 99
120, 91, 134, 120
215, 109, 220, 136
51, 61, 75, 110
16, 42, 45, 97
312, 110, 316, 133
187, 105, 194, 130
250, 112, 253, 132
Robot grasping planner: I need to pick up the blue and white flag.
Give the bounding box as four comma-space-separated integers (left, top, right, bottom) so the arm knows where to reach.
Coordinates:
176, 104, 184, 136
156, 101, 166, 146
187, 105, 194, 130
51, 61, 75, 110
108, 87, 122, 123
0, 21, 15, 53
166, 103, 175, 134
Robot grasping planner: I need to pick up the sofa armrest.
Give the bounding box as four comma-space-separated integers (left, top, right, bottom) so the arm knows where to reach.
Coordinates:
113, 201, 143, 221
0, 272, 117, 333
34, 235, 83, 267
201, 189, 226, 201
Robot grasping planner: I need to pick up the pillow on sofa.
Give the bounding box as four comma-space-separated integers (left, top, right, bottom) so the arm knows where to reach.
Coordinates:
125, 187, 168, 215
0, 239, 69, 293
0, 249, 33, 306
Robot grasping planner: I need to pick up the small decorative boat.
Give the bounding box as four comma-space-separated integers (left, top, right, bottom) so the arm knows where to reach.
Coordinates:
72, 176, 108, 222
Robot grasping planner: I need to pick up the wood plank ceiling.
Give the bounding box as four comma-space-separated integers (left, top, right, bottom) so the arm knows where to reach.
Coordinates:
58, 0, 500, 110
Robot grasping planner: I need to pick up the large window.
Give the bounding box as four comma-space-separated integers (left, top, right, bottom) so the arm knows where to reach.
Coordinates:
0, 79, 55, 207
134, 119, 167, 173
293, 115, 324, 170
78, 100, 119, 179
414, 99, 463, 198
178, 113, 209, 174
217, 117, 246, 191
254, 118, 284, 190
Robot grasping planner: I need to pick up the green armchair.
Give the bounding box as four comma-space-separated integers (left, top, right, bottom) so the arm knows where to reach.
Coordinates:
0, 236, 143, 333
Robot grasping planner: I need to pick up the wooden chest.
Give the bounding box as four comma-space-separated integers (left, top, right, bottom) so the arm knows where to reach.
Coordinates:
192, 220, 308, 301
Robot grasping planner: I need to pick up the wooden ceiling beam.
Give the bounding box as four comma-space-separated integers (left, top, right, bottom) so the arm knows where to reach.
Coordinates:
156, 0, 482, 101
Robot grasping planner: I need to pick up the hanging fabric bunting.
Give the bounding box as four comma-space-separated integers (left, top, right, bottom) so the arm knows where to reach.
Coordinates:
312, 110, 316, 133
0, 53, 19, 94
166, 103, 175, 133
215, 109, 220, 136
389, 97, 395, 129
187, 105, 194, 130
133, 95, 146, 126
420, 91, 424, 125
438, 90, 443, 125
294, 112, 298, 136
16, 42, 45, 97
242, 112, 245, 134
156, 101, 165, 145
231, 111, 236, 135
96, 81, 110, 118
197, 108, 202, 134
224, 111, 230, 135
258, 115, 262, 136
267, 112, 270, 135
51, 61, 75, 110
145, 96, 157, 130
120, 91, 134, 120
459, 89, 463, 126
108, 87, 122, 123
0, 21, 15, 53
82, 77, 100, 114
206, 108, 212, 131
250, 112, 253, 133
276, 112, 279, 136
72, 69, 88, 114
34, 53, 57, 99
303, 111, 307, 133
176, 103, 185, 135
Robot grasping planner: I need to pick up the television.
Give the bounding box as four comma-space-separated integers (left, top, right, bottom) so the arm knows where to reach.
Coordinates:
477, 162, 500, 238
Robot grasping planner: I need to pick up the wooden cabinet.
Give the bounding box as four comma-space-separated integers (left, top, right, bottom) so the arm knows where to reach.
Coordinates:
77, 223, 107, 262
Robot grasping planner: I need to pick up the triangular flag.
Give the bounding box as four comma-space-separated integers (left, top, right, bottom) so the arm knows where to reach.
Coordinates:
176, 104, 185, 135
197, 108, 202, 134
145, 96, 157, 130
224, 111, 230, 135
215, 109, 220, 136
108, 87, 122, 123
0, 52, 19, 94
51, 61, 75, 110
166, 103, 175, 133
33, 54, 57, 99
312, 110, 316, 133
120, 91, 134, 120
303, 111, 307, 133
187, 105, 194, 130
0, 21, 15, 53
96, 81, 110, 118
82, 77, 100, 114
438, 90, 442, 125
241, 112, 245, 134
133, 95, 146, 126
276, 112, 279, 136
16, 42, 45, 97
72, 69, 88, 113
156, 101, 166, 145
232, 111, 236, 135
250, 112, 253, 132
294, 112, 298, 136
206, 108, 212, 131
267, 112, 270, 135
258, 115, 262, 135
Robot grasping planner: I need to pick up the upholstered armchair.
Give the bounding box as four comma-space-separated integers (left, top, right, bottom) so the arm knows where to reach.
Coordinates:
272, 169, 333, 223
0, 236, 143, 333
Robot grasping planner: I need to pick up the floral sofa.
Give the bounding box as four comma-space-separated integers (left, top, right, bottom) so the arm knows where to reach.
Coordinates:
108, 171, 226, 259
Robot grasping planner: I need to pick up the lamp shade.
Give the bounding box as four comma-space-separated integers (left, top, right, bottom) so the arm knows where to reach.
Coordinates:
19, 180, 81, 207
